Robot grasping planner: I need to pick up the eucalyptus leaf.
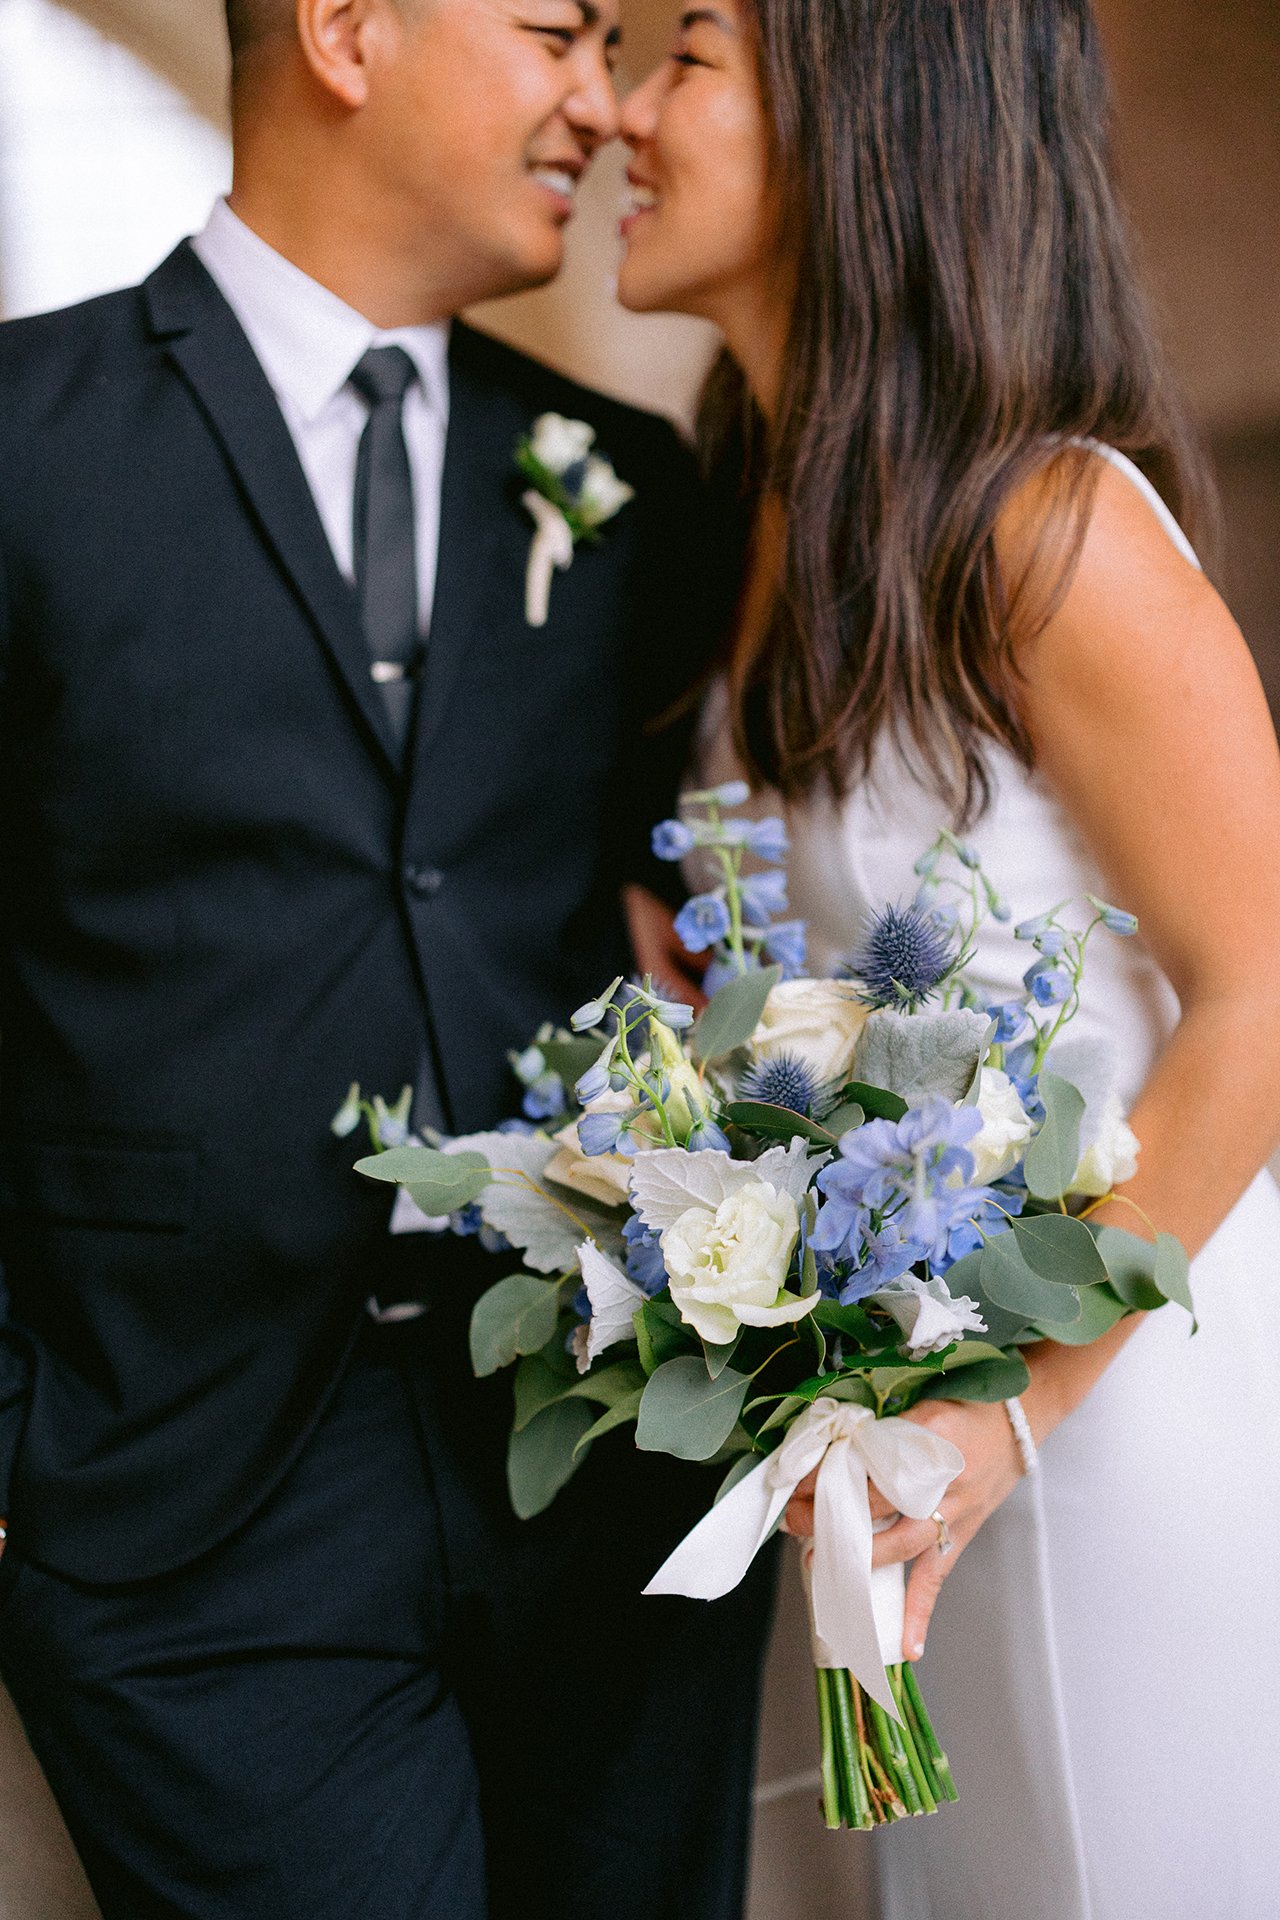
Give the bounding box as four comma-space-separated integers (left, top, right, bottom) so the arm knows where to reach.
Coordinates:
356, 1147, 491, 1217
538, 1035, 607, 1087
753, 1392, 811, 1438
1094, 1227, 1166, 1311
839, 1082, 908, 1124
1013, 1213, 1109, 1288
724, 1102, 846, 1150
705, 1339, 741, 1381
469, 1274, 562, 1378
868, 1362, 947, 1400
572, 1388, 645, 1457
945, 1248, 1035, 1347
938, 1340, 1011, 1371
507, 1400, 596, 1518
851, 1008, 993, 1105
692, 965, 782, 1064
918, 1353, 1032, 1403
1155, 1234, 1195, 1320
980, 1233, 1082, 1325
1023, 1074, 1086, 1202
451, 1131, 599, 1275
564, 1359, 648, 1409
513, 1352, 575, 1431
822, 1102, 866, 1139
636, 1359, 752, 1461
813, 1301, 892, 1347
634, 1299, 692, 1376
1032, 1280, 1131, 1346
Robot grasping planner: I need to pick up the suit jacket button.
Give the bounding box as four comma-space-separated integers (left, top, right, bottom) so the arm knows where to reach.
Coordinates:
404, 864, 443, 899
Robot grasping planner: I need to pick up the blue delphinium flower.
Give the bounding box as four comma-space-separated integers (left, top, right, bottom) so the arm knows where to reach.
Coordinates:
1024, 957, 1072, 1007
623, 1215, 668, 1296
578, 1110, 624, 1157
674, 892, 732, 955
652, 998, 696, 1032
686, 1107, 734, 1153
932, 1190, 1024, 1274
521, 1072, 565, 1121
709, 780, 751, 808
575, 1058, 612, 1105
745, 817, 790, 863
847, 903, 957, 1011
813, 1098, 986, 1260
740, 869, 790, 926
988, 1000, 1030, 1045
651, 819, 696, 862
739, 1052, 820, 1117
1102, 907, 1139, 937
839, 1221, 927, 1302
763, 920, 807, 974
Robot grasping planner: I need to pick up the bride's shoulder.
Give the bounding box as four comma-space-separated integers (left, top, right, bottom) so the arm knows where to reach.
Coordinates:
994, 445, 1232, 716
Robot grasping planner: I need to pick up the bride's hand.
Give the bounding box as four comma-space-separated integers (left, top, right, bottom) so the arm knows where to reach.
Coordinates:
871, 1400, 1024, 1659
781, 1399, 1025, 1659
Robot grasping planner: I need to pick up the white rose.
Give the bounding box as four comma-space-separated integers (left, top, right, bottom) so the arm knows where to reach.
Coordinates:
969, 1069, 1036, 1185
544, 1093, 659, 1208
578, 455, 635, 527
1069, 1092, 1140, 1198
663, 1182, 815, 1346
872, 1276, 987, 1359
750, 979, 873, 1089
529, 412, 595, 476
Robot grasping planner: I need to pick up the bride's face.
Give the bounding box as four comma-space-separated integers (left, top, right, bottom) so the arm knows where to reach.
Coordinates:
617, 2, 782, 324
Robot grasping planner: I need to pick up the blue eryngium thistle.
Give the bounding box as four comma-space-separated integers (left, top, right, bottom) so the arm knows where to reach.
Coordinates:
739, 1052, 820, 1117
847, 904, 957, 1011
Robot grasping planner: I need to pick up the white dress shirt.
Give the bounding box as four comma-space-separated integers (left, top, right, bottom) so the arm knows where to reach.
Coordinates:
192, 199, 451, 635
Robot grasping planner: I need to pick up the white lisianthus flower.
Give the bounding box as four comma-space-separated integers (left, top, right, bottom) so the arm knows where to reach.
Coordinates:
969, 1068, 1036, 1184
573, 1240, 647, 1375
751, 978, 873, 1088
663, 1181, 815, 1345
529, 412, 595, 475
872, 1276, 987, 1359
1069, 1092, 1140, 1198
544, 1093, 659, 1207
578, 455, 635, 528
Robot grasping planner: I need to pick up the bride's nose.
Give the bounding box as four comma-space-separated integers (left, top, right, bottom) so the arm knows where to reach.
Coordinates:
619, 63, 669, 149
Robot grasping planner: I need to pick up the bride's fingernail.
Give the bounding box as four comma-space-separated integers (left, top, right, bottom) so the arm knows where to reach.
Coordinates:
910, 1641, 925, 1659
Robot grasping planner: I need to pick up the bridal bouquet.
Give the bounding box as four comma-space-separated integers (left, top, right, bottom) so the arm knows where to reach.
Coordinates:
344, 784, 1192, 1831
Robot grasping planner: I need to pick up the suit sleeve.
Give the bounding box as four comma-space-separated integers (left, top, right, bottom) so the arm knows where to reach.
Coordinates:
0, 534, 31, 1520
615, 422, 744, 908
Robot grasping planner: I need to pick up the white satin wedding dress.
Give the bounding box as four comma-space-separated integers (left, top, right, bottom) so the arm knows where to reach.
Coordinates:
720, 450, 1280, 1920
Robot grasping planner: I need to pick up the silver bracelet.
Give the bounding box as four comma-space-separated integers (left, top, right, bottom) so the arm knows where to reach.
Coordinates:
1004, 1397, 1038, 1477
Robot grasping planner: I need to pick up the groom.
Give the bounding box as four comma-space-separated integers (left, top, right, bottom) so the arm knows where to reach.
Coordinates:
0, 2, 771, 1915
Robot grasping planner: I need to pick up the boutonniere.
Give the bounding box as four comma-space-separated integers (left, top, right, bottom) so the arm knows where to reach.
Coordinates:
516, 414, 635, 628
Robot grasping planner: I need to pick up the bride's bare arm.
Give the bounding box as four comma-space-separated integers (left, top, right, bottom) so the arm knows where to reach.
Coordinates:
808, 461, 1280, 1656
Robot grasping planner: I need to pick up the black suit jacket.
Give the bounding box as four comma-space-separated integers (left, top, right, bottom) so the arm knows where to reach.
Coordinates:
0, 243, 729, 1584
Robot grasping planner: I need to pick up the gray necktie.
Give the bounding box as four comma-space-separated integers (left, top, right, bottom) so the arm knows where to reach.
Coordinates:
350, 346, 422, 752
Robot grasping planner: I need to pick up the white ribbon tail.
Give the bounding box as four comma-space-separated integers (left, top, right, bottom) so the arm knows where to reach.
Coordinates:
523, 492, 575, 628
643, 1455, 788, 1601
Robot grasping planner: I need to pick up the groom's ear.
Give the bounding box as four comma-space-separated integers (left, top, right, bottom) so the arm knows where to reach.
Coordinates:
296, 0, 411, 109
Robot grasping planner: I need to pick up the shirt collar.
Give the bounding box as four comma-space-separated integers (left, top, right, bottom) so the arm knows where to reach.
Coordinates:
191, 200, 450, 426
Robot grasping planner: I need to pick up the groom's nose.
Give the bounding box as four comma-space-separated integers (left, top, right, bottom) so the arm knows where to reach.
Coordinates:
562, 45, 622, 151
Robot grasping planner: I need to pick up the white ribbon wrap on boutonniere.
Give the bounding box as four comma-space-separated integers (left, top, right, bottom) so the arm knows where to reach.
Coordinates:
522, 490, 576, 629
516, 414, 635, 629
644, 1398, 964, 1717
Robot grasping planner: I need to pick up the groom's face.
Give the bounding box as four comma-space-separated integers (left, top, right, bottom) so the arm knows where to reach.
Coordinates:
360, 0, 623, 307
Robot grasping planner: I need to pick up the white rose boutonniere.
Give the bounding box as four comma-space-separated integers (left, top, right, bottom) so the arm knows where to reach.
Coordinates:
516, 413, 635, 628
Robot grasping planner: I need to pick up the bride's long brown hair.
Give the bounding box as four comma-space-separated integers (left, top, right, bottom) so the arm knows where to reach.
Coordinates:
704, 0, 1211, 823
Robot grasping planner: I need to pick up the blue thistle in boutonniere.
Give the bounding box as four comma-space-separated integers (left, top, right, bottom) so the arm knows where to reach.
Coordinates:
516, 413, 635, 627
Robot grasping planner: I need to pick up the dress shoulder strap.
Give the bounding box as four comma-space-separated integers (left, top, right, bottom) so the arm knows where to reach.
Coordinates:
1073, 438, 1202, 572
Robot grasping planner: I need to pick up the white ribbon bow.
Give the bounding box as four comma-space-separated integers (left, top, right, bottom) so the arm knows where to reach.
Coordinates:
644, 1398, 964, 1716
523, 491, 576, 628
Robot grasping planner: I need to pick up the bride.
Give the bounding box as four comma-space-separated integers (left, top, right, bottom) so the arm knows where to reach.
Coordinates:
617, 3, 1280, 1916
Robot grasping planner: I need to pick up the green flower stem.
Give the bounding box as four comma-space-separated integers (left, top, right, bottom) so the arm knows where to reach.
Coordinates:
889, 1677, 938, 1815
829, 1670, 874, 1830
815, 1670, 845, 1829
900, 1662, 959, 1802
867, 1696, 924, 1816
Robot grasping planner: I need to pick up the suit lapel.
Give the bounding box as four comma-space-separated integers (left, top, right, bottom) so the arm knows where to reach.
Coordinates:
143, 243, 403, 780
414, 325, 533, 765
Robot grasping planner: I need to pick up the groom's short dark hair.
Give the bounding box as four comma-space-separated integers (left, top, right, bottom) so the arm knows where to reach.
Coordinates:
224, 0, 420, 69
